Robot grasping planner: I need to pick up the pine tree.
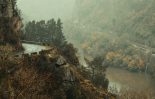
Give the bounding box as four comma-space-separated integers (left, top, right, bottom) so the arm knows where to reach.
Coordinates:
47, 18, 56, 42
55, 18, 66, 48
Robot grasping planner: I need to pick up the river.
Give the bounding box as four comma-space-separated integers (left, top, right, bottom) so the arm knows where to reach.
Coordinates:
106, 67, 155, 94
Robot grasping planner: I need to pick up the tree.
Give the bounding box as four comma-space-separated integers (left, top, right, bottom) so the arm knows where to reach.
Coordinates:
55, 18, 66, 48
47, 18, 56, 42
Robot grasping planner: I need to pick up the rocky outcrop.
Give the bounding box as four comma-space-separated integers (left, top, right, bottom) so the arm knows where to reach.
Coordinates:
0, 0, 23, 50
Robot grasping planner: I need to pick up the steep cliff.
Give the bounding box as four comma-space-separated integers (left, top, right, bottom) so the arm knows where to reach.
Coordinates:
0, 0, 22, 50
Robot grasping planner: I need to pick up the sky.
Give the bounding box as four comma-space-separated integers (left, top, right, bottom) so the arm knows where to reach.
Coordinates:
17, 0, 75, 21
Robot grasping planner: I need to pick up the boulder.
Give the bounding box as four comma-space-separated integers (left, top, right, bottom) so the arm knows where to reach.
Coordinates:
56, 56, 67, 67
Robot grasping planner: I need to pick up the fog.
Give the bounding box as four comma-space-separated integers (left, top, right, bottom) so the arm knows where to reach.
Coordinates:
0, 0, 155, 98
17, 0, 155, 97
17, 0, 75, 21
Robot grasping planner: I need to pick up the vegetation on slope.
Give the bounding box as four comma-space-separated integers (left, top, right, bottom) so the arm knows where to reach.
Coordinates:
0, 0, 23, 50
0, 47, 115, 99
64, 0, 155, 75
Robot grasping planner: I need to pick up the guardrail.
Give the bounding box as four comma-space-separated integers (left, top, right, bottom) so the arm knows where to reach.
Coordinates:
21, 40, 42, 45
21, 40, 52, 47
13, 47, 59, 64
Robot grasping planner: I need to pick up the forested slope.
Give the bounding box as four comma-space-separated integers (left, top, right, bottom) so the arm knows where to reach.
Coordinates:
65, 0, 155, 46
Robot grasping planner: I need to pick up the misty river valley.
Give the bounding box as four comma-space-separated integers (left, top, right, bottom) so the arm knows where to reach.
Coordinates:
1, 0, 155, 98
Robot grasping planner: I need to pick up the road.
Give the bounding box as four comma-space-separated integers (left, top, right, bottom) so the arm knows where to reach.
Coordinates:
22, 43, 51, 54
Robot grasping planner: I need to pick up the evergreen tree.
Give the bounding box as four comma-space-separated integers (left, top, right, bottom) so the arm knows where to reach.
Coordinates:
55, 18, 66, 48
47, 19, 56, 42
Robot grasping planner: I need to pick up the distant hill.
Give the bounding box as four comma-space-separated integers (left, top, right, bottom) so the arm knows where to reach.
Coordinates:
64, 0, 155, 47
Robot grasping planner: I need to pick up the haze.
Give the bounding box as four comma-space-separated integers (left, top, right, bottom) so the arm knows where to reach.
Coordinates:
17, 0, 75, 21
16, 0, 155, 98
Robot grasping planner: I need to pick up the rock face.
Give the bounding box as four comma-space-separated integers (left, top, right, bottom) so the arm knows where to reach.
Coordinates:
0, 0, 22, 50
0, 0, 14, 17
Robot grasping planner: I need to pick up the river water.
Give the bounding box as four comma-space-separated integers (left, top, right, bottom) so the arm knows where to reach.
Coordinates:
106, 67, 155, 94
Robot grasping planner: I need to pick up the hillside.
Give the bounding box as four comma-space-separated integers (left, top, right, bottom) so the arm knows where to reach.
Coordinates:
64, 0, 155, 46
0, 46, 115, 99
63, 0, 155, 75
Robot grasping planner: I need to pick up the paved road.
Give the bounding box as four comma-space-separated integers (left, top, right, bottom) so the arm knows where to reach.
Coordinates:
22, 43, 51, 53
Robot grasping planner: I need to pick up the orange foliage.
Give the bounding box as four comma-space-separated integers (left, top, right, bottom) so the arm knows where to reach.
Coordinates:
106, 52, 115, 61
138, 59, 145, 68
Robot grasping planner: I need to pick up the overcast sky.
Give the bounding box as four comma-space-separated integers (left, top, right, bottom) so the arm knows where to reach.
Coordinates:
17, 0, 75, 21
